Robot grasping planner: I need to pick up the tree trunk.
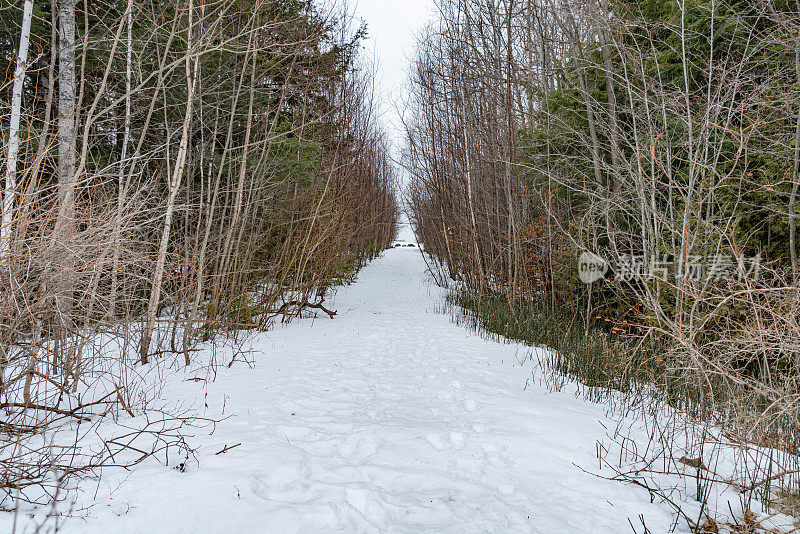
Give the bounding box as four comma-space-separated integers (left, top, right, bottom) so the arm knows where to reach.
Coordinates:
55, 0, 77, 343
0, 0, 34, 261
504, 0, 517, 291
57, 0, 77, 234
110, 0, 135, 316
140, 1, 198, 364
790, 39, 800, 285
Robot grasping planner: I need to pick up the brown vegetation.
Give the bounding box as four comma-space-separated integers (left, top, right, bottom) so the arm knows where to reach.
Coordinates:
0, 0, 397, 510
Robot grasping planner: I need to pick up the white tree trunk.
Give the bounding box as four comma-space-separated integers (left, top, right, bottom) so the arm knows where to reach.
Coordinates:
110, 0, 134, 315
1, 0, 34, 261
140, 0, 198, 363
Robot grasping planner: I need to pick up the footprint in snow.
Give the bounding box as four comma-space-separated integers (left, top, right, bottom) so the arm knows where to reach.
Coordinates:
250, 465, 321, 504
425, 434, 447, 450
498, 483, 515, 495
481, 443, 507, 468
450, 431, 465, 447
425, 432, 465, 450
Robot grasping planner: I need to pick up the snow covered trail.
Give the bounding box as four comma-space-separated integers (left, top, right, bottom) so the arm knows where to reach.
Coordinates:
27, 247, 680, 533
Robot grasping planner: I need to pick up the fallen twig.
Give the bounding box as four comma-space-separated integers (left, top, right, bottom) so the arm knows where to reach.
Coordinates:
214, 443, 241, 455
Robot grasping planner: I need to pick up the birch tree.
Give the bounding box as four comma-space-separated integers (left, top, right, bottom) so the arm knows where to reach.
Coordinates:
139, 0, 200, 364
0, 0, 34, 262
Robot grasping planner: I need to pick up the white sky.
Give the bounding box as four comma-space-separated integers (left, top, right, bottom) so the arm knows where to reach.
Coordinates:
350, 0, 437, 241
351, 0, 437, 155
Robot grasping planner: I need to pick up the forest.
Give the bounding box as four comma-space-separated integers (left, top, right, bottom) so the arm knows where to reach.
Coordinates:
0, 0, 396, 510
405, 0, 800, 528
5, 0, 800, 531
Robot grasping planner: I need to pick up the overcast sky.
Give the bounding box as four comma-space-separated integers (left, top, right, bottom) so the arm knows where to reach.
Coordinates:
350, 0, 437, 240
351, 0, 436, 157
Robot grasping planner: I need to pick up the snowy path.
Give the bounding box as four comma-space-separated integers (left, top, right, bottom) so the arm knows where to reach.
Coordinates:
37, 247, 679, 533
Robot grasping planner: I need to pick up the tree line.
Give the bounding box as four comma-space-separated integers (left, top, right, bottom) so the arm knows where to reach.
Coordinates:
406, 0, 800, 522
0, 0, 397, 507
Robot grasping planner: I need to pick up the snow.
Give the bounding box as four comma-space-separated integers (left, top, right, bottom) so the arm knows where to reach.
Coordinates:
6, 246, 747, 532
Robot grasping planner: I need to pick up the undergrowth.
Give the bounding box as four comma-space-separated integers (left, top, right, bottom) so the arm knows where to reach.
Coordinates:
449, 289, 800, 532
447, 290, 661, 404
